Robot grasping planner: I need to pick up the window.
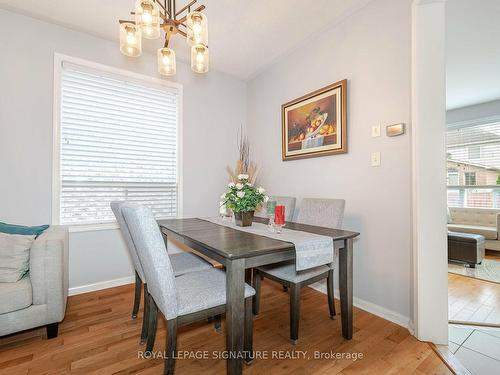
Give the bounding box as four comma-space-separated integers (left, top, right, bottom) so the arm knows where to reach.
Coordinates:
54, 56, 180, 226
446, 120, 500, 208
447, 169, 459, 185
464, 172, 476, 186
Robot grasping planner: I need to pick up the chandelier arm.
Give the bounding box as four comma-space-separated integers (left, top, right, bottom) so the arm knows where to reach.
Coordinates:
119, 19, 135, 24
171, 0, 176, 20
175, 0, 197, 18
177, 29, 187, 38
164, 32, 171, 48
153, 0, 167, 13
177, 5, 205, 23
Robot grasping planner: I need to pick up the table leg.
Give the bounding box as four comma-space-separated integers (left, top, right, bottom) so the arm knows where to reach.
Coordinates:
339, 238, 353, 339
225, 258, 245, 375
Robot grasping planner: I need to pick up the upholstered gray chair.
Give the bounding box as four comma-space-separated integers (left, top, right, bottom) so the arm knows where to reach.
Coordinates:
111, 201, 212, 344
255, 196, 296, 221
122, 204, 255, 374
253, 198, 345, 344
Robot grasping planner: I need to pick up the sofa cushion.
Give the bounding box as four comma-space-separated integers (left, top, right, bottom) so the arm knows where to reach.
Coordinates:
0, 232, 35, 282
0, 274, 32, 314
447, 224, 497, 240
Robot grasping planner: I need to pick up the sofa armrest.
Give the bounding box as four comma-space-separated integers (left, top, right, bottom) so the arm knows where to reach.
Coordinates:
29, 226, 69, 322
496, 213, 500, 239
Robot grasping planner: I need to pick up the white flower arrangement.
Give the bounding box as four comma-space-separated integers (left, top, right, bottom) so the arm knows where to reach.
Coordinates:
222, 175, 267, 213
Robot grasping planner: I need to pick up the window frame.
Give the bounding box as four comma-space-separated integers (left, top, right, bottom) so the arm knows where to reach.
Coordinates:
52, 53, 183, 232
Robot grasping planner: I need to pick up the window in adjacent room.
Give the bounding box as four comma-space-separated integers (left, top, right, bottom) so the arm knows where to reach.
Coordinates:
464, 172, 476, 186
446, 121, 500, 208
53, 56, 181, 227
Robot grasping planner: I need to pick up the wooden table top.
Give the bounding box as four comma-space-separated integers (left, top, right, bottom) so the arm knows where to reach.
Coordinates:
158, 217, 359, 260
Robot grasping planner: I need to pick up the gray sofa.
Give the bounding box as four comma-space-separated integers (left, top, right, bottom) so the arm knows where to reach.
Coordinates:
0, 226, 69, 338
447, 207, 500, 252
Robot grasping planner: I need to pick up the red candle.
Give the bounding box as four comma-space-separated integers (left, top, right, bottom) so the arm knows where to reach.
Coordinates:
275, 205, 285, 225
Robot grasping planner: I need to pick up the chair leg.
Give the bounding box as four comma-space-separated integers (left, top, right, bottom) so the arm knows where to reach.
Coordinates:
245, 268, 252, 285
132, 271, 142, 319
244, 298, 254, 365
146, 294, 158, 354
289, 284, 300, 345
252, 270, 261, 316
164, 319, 178, 375
214, 314, 222, 332
46, 323, 59, 339
140, 284, 149, 344
327, 269, 336, 319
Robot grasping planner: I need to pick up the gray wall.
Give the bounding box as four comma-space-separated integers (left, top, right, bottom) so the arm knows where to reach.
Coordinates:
0, 9, 246, 291
246, 0, 412, 324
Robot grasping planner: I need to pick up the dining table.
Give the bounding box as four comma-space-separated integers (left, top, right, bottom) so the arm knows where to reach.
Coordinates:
158, 216, 360, 375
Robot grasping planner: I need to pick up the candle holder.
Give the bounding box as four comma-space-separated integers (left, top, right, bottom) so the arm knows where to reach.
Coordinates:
273, 222, 285, 234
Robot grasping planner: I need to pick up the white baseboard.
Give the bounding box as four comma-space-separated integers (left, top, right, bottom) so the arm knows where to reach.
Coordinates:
309, 281, 410, 329
68, 275, 135, 296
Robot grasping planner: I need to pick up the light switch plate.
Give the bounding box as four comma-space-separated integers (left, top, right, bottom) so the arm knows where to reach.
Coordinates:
371, 151, 381, 166
372, 125, 381, 137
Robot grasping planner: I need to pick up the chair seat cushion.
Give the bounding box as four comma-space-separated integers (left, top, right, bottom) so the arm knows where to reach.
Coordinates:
258, 263, 330, 283
447, 224, 497, 240
175, 268, 255, 317
170, 252, 212, 276
0, 274, 32, 314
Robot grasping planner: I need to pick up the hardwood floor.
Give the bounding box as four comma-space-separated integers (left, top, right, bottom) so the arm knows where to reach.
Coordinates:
0, 281, 451, 375
448, 273, 500, 325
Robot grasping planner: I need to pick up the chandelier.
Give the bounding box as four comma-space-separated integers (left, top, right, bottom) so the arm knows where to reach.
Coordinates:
119, 0, 209, 76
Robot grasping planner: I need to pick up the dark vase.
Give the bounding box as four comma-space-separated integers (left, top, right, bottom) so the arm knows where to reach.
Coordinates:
234, 211, 254, 227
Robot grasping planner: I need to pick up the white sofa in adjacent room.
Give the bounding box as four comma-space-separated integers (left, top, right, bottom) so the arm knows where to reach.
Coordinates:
448, 207, 500, 252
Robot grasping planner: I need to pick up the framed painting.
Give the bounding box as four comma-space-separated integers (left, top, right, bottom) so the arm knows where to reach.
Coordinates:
282, 79, 347, 161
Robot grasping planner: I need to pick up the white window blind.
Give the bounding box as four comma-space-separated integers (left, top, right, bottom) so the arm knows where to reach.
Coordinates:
446, 121, 500, 208
58, 63, 179, 225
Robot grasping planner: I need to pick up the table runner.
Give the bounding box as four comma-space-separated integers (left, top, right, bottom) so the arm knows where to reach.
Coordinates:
203, 217, 333, 271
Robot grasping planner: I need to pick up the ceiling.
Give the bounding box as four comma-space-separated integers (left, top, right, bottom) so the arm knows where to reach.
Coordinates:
0, 0, 372, 81
446, 0, 500, 109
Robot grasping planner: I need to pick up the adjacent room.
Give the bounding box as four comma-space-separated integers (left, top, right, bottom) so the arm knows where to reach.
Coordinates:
0, 0, 494, 374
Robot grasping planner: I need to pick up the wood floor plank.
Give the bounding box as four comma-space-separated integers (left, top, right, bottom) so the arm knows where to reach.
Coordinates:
0, 282, 450, 374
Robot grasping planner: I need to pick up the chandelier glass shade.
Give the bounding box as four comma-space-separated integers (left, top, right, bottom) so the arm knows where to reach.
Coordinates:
135, 0, 161, 39
119, 0, 209, 76
191, 44, 209, 73
186, 11, 208, 46
158, 47, 176, 76
119, 23, 142, 57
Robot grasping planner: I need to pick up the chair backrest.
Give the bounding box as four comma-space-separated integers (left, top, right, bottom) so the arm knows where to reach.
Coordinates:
297, 198, 345, 229
273, 196, 296, 221
255, 196, 296, 221
111, 201, 146, 282
122, 204, 178, 320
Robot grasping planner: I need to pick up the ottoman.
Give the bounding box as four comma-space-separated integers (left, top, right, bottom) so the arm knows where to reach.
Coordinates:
448, 232, 485, 268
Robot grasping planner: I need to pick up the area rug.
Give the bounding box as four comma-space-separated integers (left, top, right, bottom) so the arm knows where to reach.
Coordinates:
448, 258, 500, 284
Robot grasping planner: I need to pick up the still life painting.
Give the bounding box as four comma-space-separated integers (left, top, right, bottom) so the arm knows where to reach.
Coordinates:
282, 79, 347, 161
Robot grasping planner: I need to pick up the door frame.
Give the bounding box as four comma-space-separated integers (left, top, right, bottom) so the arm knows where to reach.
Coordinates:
411, 0, 448, 344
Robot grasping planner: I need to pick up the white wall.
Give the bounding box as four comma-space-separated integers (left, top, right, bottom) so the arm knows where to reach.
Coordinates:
0, 9, 246, 291
246, 0, 412, 325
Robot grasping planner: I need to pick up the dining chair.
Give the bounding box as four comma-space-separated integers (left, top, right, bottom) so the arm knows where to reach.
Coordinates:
255, 196, 296, 221
122, 204, 255, 374
111, 201, 213, 344
252, 198, 345, 344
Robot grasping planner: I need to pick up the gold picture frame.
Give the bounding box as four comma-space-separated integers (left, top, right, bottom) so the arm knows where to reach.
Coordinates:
282, 79, 347, 161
